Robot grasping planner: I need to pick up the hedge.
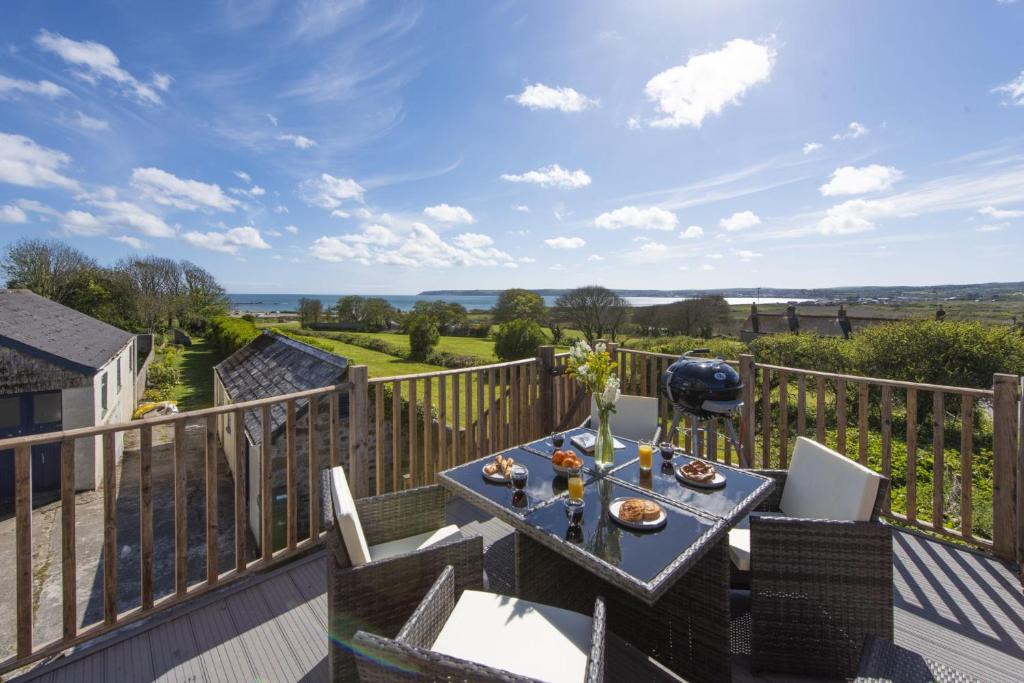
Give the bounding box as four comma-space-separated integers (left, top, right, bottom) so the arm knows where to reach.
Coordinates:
208, 316, 259, 355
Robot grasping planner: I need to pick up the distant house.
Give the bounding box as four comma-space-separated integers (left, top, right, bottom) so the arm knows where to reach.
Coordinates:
740, 309, 899, 342
213, 332, 349, 550
0, 289, 143, 501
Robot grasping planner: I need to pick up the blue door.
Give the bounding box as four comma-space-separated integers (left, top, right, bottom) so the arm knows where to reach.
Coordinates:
0, 391, 63, 505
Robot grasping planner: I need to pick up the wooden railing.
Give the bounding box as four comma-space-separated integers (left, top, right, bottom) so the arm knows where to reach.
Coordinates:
1, 345, 1020, 671
0, 374, 364, 674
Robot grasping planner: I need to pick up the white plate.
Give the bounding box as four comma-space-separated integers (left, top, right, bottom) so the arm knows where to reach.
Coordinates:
608, 497, 667, 531
675, 465, 726, 489
481, 466, 510, 484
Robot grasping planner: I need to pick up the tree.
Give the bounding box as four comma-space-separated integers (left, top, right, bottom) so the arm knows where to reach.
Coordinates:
407, 314, 440, 360
299, 297, 323, 326
412, 300, 467, 334
492, 288, 545, 324
660, 296, 730, 338
335, 295, 365, 324
181, 261, 228, 330
361, 297, 397, 330
1, 238, 98, 305
117, 256, 184, 330
555, 286, 630, 343
631, 305, 663, 337
494, 319, 547, 361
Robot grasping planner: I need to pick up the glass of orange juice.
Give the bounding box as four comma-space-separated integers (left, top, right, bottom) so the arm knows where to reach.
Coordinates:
567, 475, 584, 502
638, 440, 654, 471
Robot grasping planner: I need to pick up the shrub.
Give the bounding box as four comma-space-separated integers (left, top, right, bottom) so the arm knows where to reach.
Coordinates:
273, 329, 338, 353
627, 335, 747, 361
407, 315, 440, 361
749, 333, 855, 374
208, 316, 259, 354
494, 319, 547, 361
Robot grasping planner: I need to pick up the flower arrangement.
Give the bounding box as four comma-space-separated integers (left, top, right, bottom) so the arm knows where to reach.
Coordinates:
566, 340, 620, 468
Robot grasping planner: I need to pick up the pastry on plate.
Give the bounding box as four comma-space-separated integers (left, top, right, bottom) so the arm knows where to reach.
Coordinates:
619, 498, 662, 522
679, 460, 717, 483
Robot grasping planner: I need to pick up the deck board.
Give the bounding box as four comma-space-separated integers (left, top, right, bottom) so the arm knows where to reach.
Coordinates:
13, 514, 1024, 683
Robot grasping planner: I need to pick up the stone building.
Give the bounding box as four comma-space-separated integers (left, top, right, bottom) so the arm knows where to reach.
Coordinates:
213, 332, 350, 550
740, 307, 899, 342
0, 289, 142, 502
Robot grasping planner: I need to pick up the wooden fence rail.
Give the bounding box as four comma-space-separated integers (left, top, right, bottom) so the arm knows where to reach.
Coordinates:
0, 345, 1020, 673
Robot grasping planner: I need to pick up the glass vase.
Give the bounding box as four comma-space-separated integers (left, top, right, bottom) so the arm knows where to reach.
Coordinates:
594, 411, 615, 471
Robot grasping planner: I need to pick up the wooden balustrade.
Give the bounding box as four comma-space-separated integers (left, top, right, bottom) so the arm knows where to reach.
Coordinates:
1, 346, 1021, 673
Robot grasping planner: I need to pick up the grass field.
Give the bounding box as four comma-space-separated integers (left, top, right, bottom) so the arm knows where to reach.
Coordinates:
159, 337, 226, 411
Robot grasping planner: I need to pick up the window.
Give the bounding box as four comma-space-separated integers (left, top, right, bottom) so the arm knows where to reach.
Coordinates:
117, 356, 122, 391
101, 373, 109, 412
0, 397, 20, 431
33, 392, 61, 425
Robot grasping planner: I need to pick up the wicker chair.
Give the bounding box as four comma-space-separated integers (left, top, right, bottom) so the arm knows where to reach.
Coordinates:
353, 565, 606, 682
736, 438, 894, 678
854, 636, 980, 682
322, 469, 484, 683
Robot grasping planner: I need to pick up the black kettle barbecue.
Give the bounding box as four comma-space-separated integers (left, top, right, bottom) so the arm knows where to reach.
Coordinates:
661, 349, 744, 454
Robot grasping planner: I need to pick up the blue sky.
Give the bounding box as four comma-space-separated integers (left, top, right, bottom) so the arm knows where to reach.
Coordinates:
1, 1, 1023, 294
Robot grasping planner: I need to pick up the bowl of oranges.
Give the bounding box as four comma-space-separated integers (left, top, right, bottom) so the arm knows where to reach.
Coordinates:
551, 449, 583, 477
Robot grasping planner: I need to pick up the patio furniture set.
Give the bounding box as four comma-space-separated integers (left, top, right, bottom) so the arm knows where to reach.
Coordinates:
319, 394, 962, 682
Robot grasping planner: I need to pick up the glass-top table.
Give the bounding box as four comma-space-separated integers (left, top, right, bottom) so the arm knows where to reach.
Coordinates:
438, 428, 774, 603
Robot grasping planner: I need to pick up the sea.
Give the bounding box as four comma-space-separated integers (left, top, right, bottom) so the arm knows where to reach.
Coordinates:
227, 293, 797, 313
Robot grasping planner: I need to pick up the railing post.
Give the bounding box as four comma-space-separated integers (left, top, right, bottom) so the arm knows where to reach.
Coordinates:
1018, 377, 1024, 576
348, 365, 371, 498
991, 373, 1019, 561
739, 354, 755, 468
537, 346, 556, 435
606, 341, 618, 364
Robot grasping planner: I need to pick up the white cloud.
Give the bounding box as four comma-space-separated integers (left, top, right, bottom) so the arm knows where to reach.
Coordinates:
587, 254, 605, 261
719, 210, 761, 231
0, 204, 27, 223
376, 224, 513, 268
453, 232, 493, 248
977, 223, 1008, 232
679, 225, 704, 239
339, 224, 399, 245
820, 165, 903, 196
231, 185, 266, 198
643, 38, 775, 128
544, 236, 586, 249
264, 229, 282, 237
832, 121, 869, 140
503, 262, 519, 269
424, 203, 475, 224
132, 167, 237, 211
979, 205, 1024, 219
518, 256, 536, 263
802, 142, 822, 155
266, 113, 279, 127
310, 236, 371, 263
817, 199, 897, 235
35, 29, 168, 104
60, 209, 106, 236
510, 83, 598, 112
513, 204, 529, 213
331, 209, 349, 218
992, 71, 1024, 106
0, 132, 80, 190
299, 173, 365, 210
234, 170, 252, 183
702, 264, 714, 271
85, 198, 175, 237
0, 74, 70, 98
72, 111, 110, 131
735, 249, 762, 261
113, 235, 148, 249
626, 116, 641, 130
549, 263, 565, 271
277, 133, 317, 149
501, 164, 591, 189
707, 253, 724, 259
274, 204, 289, 214
284, 225, 299, 235
182, 226, 271, 254
594, 205, 678, 231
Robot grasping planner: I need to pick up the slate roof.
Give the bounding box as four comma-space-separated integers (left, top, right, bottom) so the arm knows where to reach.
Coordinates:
0, 288, 135, 374
741, 313, 899, 336
214, 332, 349, 446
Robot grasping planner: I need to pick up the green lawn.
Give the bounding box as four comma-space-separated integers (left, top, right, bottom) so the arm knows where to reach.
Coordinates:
160, 337, 226, 411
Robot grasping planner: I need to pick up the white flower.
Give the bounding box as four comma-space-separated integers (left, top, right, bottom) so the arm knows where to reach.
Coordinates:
600, 376, 620, 407
595, 341, 607, 355
570, 340, 592, 360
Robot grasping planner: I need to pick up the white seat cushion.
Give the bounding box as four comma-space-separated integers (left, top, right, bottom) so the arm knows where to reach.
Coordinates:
728, 512, 782, 571
431, 590, 593, 683
590, 394, 659, 443
368, 525, 461, 562
779, 437, 883, 521
329, 466, 371, 566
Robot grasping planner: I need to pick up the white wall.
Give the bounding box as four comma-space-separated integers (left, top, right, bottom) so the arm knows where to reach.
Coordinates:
63, 338, 136, 491
214, 373, 263, 543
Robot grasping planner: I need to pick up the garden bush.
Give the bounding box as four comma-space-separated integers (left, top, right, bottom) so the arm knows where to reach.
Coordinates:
494, 319, 547, 361
208, 316, 259, 354
749, 332, 855, 374
627, 335, 747, 361
407, 315, 440, 361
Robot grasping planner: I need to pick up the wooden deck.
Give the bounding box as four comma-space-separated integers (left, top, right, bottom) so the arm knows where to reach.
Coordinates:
14, 506, 1024, 683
